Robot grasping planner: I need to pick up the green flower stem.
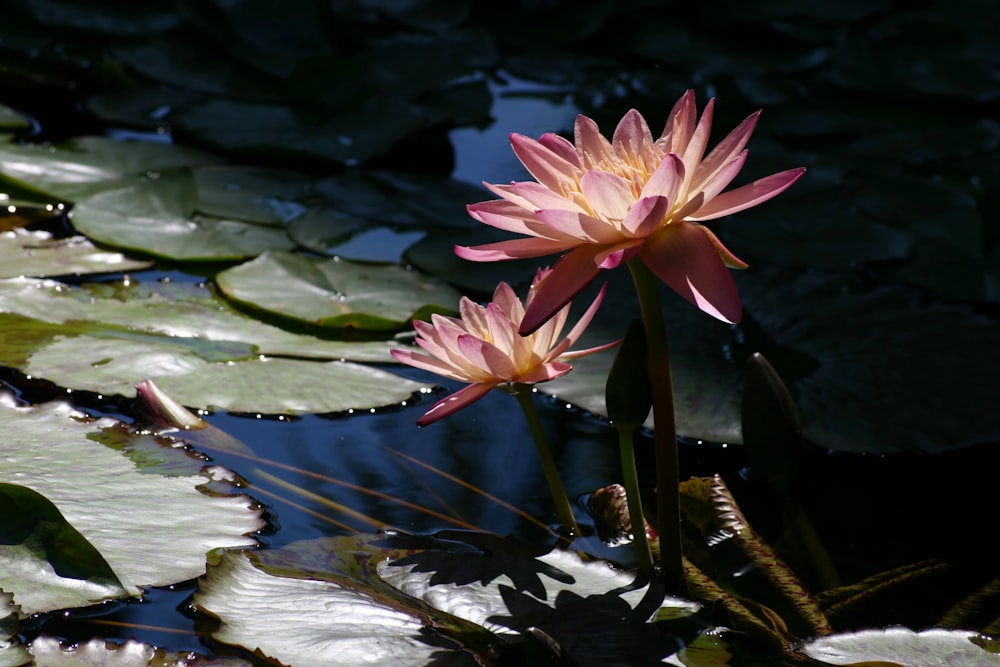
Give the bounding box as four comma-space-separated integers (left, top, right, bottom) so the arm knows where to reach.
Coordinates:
617, 426, 654, 575
627, 258, 683, 592
513, 384, 580, 536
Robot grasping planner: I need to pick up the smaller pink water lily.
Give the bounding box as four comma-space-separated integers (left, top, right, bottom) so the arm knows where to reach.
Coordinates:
391, 270, 616, 426
457, 91, 806, 334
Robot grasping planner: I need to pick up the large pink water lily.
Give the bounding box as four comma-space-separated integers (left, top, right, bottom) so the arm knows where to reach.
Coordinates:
457, 91, 806, 333
391, 270, 616, 426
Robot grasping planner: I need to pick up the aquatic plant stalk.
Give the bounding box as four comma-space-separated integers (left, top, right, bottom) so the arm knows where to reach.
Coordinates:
616, 427, 654, 574
513, 384, 580, 536
628, 258, 682, 590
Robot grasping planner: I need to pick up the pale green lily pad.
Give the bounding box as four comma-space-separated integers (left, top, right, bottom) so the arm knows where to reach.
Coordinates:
0, 482, 128, 620
26, 636, 253, 667
195, 533, 703, 666
0, 229, 152, 278
25, 336, 424, 414
70, 170, 296, 261
0, 135, 223, 204
0, 278, 428, 414
803, 627, 1000, 665
0, 277, 400, 362
215, 251, 461, 331
0, 395, 264, 615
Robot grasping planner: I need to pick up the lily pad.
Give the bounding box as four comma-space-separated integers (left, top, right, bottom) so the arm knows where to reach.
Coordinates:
0, 135, 223, 204
195, 533, 704, 666
0, 278, 429, 414
70, 169, 296, 261
26, 636, 253, 666
803, 627, 1000, 666
0, 395, 264, 615
0, 592, 29, 667
0, 229, 153, 278
0, 277, 401, 362
215, 251, 461, 331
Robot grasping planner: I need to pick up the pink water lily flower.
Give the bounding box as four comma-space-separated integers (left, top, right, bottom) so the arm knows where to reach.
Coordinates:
391, 270, 617, 426
457, 91, 806, 333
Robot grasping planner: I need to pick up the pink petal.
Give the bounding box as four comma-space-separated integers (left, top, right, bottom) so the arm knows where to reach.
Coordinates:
661, 91, 697, 154
690, 111, 760, 193
687, 167, 806, 221
539, 132, 581, 166
638, 153, 684, 201
679, 97, 715, 177
699, 226, 748, 269
535, 208, 621, 244
558, 338, 621, 361
467, 200, 544, 236
390, 348, 469, 383
459, 296, 488, 334
510, 180, 586, 212
580, 170, 635, 221
594, 240, 642, 269
549, 282, 609, 357
691, 150, 748, 207
612, 109, 654, 159
639, 222, 742, 323
574, 114, 614, 168
485, 303, 516, 355
454, 237, 574, 262
517, 360, 573, 384
621, 195, 669, 237
510, 133, 579, 193
417, 382, 496, 426
519, 246, 603, 335
457, 334, 517, 379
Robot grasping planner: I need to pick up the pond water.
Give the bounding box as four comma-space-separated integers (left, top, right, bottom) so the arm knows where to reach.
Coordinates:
2, 1, 999, 664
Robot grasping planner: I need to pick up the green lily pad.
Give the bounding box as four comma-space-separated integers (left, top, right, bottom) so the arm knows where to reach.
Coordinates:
0, 229, 153, 278
803, 627, 1000, 666
0, 135, 223, 204
0, 395, 264, 615
0, 278, 428, 414
24, 335, 424, 414
193, 165, 312, 225
215, 251, 461, 331
70, 169, 296, 261
0, 278, 400, 362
